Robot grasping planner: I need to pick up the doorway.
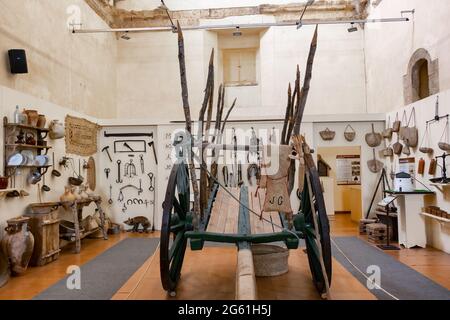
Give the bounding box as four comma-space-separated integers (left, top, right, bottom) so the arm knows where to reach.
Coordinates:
317, 146, 362, 222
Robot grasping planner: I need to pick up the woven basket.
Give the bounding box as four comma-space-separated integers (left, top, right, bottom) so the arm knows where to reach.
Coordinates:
252, 244, 289, 277
365, 123, 382, 147
319, 128, 336, 141
419, 147, 434, 154
344, 124, 356, 142
381, 147, 393, 157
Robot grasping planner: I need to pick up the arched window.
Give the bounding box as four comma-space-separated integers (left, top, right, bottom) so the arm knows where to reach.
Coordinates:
412, 59, 430, 100
403, 49, 439, 105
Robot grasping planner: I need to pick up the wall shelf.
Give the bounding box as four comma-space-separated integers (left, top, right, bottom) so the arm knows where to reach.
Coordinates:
4, 122, 49, 133
0, 188, 29, 199
5, 144, 52, 150
420, 212, 450, 224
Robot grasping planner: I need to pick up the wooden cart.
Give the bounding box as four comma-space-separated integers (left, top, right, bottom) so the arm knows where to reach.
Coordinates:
160, 148, 332, 298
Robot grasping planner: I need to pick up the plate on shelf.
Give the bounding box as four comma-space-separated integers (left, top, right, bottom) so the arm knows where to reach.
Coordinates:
7, 153, 25, 167
34, 155, 49, 167
20, 150, 34, 166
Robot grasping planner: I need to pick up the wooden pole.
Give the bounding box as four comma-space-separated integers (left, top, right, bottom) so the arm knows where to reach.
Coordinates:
281, 83, 292, 145
220, 98, 237, 135
176, 21, 201, 227
293, 25, 318, 136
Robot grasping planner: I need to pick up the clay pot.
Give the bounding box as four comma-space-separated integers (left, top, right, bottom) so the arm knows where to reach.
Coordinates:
60, 186, 77, 208
37, 114, 46, 128
1, 217, 35, 276
49, 120, 65, 140
24, 110, 39, 127
0, 177, 9, 190
78, 185, 89, 200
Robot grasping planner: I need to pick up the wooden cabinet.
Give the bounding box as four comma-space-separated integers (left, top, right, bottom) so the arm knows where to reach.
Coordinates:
24, 207, 61, 266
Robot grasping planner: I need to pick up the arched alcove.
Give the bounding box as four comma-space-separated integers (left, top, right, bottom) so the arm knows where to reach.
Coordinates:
403, 48, 439, 105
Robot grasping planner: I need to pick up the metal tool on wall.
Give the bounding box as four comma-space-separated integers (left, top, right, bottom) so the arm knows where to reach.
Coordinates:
102, 146, 113, 162
116, 160, 123, 183
124, 159, 137, 178
104, 168, 111, 179
148, 172, 155, 191
51, 152, 61, 177
148, 141, 158, 165
108, 185, 113, 204
104, 131, 154, 138
139, 154, 145, 174
114, 140, 147, 153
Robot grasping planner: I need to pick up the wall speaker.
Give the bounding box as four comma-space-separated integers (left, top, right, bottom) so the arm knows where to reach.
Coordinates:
8, 49, 28, 74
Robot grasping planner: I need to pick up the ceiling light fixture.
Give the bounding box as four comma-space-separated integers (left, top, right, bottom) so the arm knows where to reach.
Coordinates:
233, 26, 242, 37
347, 23, 358, 33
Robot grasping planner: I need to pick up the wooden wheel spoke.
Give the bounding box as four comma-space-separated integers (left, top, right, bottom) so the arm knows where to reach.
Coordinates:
169, 231, 185, 262
173, 197, 186, 220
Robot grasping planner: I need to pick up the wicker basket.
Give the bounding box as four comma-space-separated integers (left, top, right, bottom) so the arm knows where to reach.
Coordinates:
344, 124, 356, 142
319, 128, 336, 141
252, 244, 289, 277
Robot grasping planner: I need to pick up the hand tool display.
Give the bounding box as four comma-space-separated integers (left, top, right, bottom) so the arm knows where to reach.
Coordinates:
102, 146, 113, 162
114, 140, 147, 153
104, 131, 154, 138
116, 160, 123, 183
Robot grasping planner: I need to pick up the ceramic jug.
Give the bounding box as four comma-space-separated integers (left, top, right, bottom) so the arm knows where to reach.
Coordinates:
60, 186, 77, 208
49, 120, 65, 139
24, 110, 39, 127
37, 114, 46, 128
1, 217, 34, 276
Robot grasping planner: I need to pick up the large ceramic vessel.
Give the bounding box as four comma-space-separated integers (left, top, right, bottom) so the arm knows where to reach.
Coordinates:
1, 217, 35, 276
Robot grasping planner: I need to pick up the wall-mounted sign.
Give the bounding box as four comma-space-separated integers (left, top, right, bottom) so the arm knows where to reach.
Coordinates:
336, 155, 361, 185
398, 157, 416, 181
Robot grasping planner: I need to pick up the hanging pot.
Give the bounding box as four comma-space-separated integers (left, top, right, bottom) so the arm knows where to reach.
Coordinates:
419, 122, 434, 154
393, 135, 403, 155
344, 124, 356, 142
365, 123, 382, 147
403, 107, 419, 148
367, 148, 383, 173
319, 128, 336, 141
438, 118, 450, 151
1, 217, 34, 276
392, 112, 401, 133
382, 116, 393, 139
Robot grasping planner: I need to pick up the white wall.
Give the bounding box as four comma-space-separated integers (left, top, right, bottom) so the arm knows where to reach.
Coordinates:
0, 0, 118, 118
385, 90, 450, 253
116, 24, 367, 121
365, 0, 450, 113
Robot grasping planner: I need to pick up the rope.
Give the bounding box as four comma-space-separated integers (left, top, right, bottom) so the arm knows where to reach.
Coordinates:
125, 241, 161, 300
330, 238, 399, 300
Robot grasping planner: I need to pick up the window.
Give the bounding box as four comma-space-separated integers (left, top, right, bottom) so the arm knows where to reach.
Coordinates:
412, 59, 430, 100
223, 48, 257, 86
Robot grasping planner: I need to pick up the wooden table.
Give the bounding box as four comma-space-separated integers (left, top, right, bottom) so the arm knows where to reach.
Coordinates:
60, 196, 109, 254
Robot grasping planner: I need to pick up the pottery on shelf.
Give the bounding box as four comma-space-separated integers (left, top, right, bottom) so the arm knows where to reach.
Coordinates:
78, 185, 89, 200
37, 114, 46, 128
0, 177, 9, 190
1, 217, 35, 276
48, 120, 65, 140
24, 110, 39, 127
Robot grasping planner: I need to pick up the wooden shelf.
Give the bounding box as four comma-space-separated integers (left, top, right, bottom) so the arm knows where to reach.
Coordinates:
6, 165, 51, 169
5, 144, 52, 150
4, 122, 49, 132
420, 212, 450, 223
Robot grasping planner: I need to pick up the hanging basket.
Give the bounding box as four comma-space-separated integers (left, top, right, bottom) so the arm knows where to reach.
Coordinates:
403, 107, 418, 148
382, 116, 393, 139
344, 124, 356, 142
392, 112, 401, 133
419, 122, 434, 155
381, 146, 393, 157
365, 123, 382, 147
438, 118, 450, 151
393, 135, 403, 155
319, 128, 336, 141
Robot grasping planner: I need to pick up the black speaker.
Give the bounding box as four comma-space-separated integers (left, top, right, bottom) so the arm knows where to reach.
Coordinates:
8, 49, 28, 74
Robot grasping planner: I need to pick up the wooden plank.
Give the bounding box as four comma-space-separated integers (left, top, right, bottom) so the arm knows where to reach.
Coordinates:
225, 188, 240, 234
235, 248, 257, 300
206, 188, 224, 233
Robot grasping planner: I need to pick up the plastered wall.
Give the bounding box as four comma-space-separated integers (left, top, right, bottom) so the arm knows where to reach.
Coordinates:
364, 0, 450, 113
0, 0, 117, 119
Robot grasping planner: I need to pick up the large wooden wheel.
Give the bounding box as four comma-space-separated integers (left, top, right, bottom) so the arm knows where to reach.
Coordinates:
295, 153, 332, 296
160, 163, 191, 295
